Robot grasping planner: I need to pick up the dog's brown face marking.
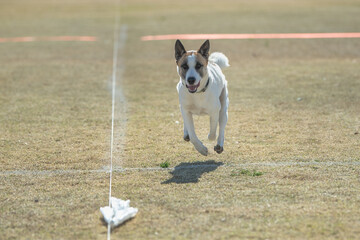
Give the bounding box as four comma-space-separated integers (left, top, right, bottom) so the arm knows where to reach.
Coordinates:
193, 52, 208, 78
176, 52, 208, 80
178, 53, 208, 80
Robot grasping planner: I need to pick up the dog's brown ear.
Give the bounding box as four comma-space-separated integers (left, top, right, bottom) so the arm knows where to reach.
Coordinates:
175, 40, 186, 62
198, 40, 210, 60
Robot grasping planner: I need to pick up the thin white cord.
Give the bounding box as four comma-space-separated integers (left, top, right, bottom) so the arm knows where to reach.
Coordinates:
107, 8, 120, 240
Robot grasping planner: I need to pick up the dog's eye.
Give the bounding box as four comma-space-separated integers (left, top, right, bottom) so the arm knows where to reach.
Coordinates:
181, 64, 189, 70
195, 63, 202, 70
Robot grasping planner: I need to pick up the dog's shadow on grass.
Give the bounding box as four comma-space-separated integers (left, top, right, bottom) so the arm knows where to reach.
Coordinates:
161, 160, 223, 184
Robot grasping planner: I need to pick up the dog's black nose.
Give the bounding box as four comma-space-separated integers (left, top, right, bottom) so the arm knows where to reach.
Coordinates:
187, 77, 196, 85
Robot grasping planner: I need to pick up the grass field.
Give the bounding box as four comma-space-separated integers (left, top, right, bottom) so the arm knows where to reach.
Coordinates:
1, 0, 360, 239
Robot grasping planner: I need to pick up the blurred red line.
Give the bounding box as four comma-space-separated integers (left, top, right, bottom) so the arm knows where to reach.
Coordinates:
0, 36, 97, 43
141, 33, 360, 41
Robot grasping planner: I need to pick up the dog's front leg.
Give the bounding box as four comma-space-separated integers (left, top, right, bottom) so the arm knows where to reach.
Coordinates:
180, 107, 190, 141
183, 125, 190, 142
215, 88, 229, 154
181, 108, 208, 156
208, 110, 219, 141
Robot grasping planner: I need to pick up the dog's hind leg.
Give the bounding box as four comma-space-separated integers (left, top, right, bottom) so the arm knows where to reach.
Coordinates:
215, 87, 229, 154
181, 108, 208, 156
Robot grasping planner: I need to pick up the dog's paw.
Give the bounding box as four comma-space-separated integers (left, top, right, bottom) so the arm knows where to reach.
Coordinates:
214, 145, 223, 154
208, 133, 216, 141
183, 135, 190, 142
194, 144, 208, 156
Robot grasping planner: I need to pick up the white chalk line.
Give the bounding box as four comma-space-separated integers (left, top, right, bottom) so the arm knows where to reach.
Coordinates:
107, 11, 118, 239
1, 161, 360, 176
105, 6, 129, 239
108, 8, 119, 209
112, 24, 128, 168
107, 14, 128, 240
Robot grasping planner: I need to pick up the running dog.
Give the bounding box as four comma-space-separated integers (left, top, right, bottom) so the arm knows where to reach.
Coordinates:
175, 39, 229, 156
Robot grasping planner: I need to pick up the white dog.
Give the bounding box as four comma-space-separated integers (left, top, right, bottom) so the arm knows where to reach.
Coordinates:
175, 40, 229, 156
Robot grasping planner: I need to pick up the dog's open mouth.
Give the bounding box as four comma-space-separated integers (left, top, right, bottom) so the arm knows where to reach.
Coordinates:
186, 82, 200, 93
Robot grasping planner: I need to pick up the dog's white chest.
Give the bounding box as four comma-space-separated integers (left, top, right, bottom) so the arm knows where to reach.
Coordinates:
187, 104, 209, 115
182, 94, 213, 116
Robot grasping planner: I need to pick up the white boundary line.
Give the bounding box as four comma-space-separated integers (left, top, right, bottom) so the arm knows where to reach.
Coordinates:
112, 24, 128, 168
109, 7, 119, 211
106, 9, 128, 239
106, 4, 128, 238
1, 161, 359, 176
107, 12, 118, 240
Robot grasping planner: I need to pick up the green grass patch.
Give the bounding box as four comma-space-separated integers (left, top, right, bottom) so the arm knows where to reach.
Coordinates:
160, 161, 170, 168
231, 169, 264, 177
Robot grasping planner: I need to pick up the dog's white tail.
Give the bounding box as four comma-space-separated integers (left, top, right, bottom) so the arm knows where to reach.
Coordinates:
209, 52, 230, 69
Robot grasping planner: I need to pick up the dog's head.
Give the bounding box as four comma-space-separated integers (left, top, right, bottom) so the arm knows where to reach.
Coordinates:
175, 40, 209, 93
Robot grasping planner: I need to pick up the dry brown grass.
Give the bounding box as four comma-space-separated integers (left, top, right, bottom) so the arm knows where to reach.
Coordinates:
1, 0, 360, 239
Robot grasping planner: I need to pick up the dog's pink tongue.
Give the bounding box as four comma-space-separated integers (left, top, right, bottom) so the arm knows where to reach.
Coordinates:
188, 85, 197, 91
